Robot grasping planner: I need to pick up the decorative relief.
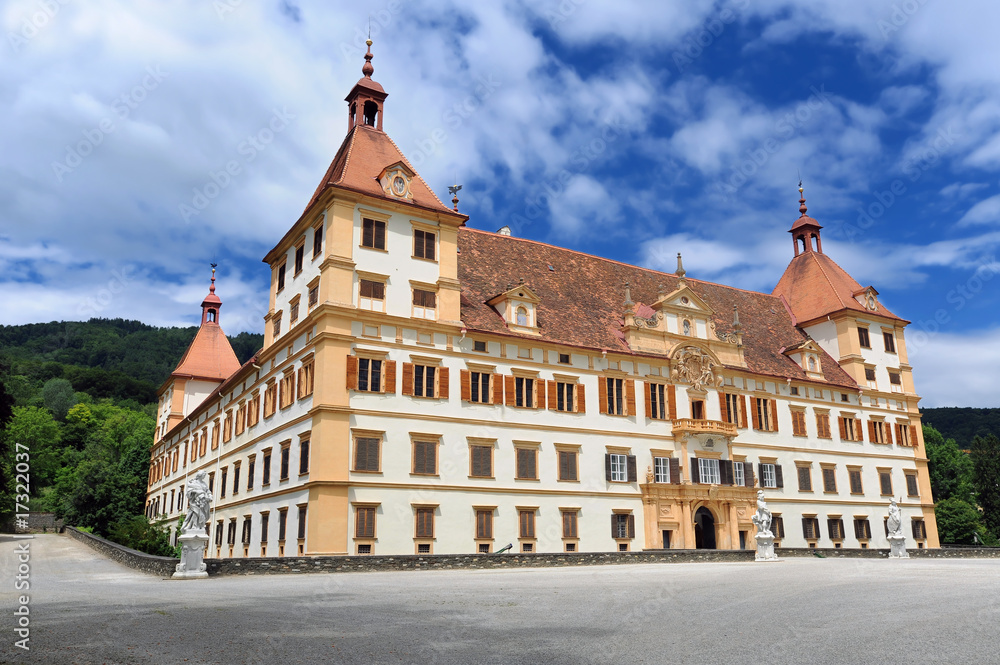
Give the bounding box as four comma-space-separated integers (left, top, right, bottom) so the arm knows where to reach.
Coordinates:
671, 346, 723, 391
715, 329, 740, 344
634, 311, 663, 329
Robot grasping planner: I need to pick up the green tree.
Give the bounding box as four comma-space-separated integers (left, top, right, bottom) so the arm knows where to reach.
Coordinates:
1, 407, 62, 493
923, 425, 975, 503
934, 497, 985, 545
0, 356, 18, 527
107, 515, 176, 557
970, 433, 1000, 538
41, 377, 77, 420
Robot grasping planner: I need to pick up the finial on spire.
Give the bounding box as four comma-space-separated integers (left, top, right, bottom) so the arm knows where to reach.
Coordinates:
449, 184, 462, 212
798, 180, 807, 217
675, 252, 686, 279
210, 263, 217, 293
732, 304, 741, 330
362, 38, 374, 78
623, 281, 633, 307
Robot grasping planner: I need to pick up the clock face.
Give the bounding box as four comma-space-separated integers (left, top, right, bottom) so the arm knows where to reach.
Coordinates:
392, 175, 407, 196
867, 295, 876, 310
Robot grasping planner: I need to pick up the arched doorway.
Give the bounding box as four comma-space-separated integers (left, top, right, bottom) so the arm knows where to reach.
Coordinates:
694, 507, 716, 549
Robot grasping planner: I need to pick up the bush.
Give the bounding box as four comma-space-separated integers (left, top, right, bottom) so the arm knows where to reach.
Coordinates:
107, 515, 176, 557
934, 497, 984, 545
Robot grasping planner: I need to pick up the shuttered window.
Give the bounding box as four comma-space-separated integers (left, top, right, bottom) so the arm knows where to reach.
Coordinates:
879, 470, 893, 496
359, 279, 386, 311
515, 377, 535, 408
698, 458, 721, 484
883, 331, 896, 353
298, 440, 310, 475
355, 506, 375, 538
413, 364, 437, 397
773, 515, 785, 539
362, 218, 386, 249
469, 371, 491, 404
262, 453, 271, 485
519, 511, 535, 539
791, 410, 807, 437
297, 506, 307, 539
413, 441, 437, 475
357, 358, 383, 392
313, 223, 323, 257
848, 469, 863, 494
759, 463, 782, 489
854, 518, 872, 539
278, 509, 288, 541
471, 445, 493, 478
354, 437, 380, 472
476, 510, 493, 539
828, 518, 845, 540
722, 393, 742, 425
816, 413, 832, 439
415, 508, 434, 538
858, 327, 870, 348
412, 289, 436, 319
839, 415, 859, 441
753, 398, 778, 432
558, 450, 578, 481
606, 378, 625, 415
822, 467, 836, 493
562, 511, 578, 539
801, 517, 820, 540
276, 263, 286, 291
413, 228, 436, 260
555, 382, 575, 412
905, 473, 919, 497
612, 513, 635, 539
911, 520, 927, 540
260, 513, 269, 543
608, 453, 628, 482
797, 466, 812, 492
653, 457, 671, 483
515, 448, 537, 480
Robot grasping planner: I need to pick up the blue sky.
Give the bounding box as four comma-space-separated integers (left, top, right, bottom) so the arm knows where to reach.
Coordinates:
1, 0, 999, 407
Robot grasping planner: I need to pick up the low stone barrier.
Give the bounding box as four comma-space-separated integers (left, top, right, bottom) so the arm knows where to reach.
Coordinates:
64, 527, 178, 577
1, 511, 64, 533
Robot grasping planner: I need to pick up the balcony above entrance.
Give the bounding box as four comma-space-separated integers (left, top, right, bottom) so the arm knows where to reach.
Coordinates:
671, 419, 737, 438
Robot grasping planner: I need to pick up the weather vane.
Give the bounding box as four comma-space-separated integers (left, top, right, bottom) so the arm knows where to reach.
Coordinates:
448, 184, 463, 212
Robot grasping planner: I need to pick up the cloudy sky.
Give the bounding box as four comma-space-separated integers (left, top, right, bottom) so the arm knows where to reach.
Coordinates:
2, 0, 999, 407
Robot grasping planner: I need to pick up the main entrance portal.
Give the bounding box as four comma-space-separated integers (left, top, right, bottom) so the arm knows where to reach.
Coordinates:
694, 507, 716, 549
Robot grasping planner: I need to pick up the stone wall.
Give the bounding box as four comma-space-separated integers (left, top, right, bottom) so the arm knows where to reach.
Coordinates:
2, 511, 64, 533
64, 527, 178, 577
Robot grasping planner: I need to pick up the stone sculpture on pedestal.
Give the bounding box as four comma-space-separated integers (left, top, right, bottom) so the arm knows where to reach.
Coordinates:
751, 490, 778, 561
886, 498, 909, 559
173, 470, 212, 579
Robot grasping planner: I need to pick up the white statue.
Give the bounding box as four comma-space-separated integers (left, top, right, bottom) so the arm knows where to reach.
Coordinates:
180, 470, 212, 535
886, 498, 902, 537
751, 490, 772, 537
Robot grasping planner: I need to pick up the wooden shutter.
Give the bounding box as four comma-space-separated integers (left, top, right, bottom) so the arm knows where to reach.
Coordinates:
575, 384, 586, 413
743, 461, 755, 487
868, 420, 876, 443
460, 370, 471, 402
690, 457, 700, 484
504, 375, 515, 406
346, 355, 358, 390
909, 425, 918, 447
669, 457, 681, 484
598, 377, 608, 414
438, 367, 449, 399
559, 451, 575, 481
738, 395, 748, 428
548, 380, 558, 411
604, 454, 613, 481
536, 379, 546, 409
645, 383, 654, 420
718, 392, 728, 422
894, 424, 903, 446
383, 360, 396, 394
627, 514, 636, 539
401, 363, 414, 396
885, 422, 893, 445
516, 449, 531, 479
774, 464, 784, 488
838, 417, 848, 439
625, 380, 636, 417
720, 460, 734, 485
769, 400, 778, 432
668, 385, 677, 420
610, 514, 617, 538
492, 373, 503, 405
751, 398, 761, 430
626, 455, 637, 482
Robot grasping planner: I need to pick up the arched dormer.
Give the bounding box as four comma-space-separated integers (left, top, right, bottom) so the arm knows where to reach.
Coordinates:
486, 282, 542, 335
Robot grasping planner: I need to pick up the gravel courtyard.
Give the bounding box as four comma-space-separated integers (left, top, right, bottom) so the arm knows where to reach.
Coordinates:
1, 534, 998, 664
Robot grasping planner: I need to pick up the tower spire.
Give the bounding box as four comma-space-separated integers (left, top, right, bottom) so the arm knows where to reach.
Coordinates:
201, 263, 222, 325
789, 181, 823, 256
346, 37, 387, 132
798, 180, 807, 216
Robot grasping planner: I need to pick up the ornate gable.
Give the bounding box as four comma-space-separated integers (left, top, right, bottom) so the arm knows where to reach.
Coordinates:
486, 282, 542, 335
782, 339, 825, 380
378, 161, 415, 201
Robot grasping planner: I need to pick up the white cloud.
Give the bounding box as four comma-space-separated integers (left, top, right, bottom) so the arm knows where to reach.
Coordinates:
910, 327, 1000, 407
957, 194, 1000, 226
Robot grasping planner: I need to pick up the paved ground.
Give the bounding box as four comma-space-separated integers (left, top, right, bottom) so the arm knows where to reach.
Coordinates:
0, 535, 998, 665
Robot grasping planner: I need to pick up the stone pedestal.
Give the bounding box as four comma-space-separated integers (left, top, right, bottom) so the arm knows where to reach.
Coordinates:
887, 535, 909, 559
755, 533, 778, 561
172, 533, 209, 579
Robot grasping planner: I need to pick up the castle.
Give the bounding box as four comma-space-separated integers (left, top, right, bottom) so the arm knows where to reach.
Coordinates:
146, 43, 937, 556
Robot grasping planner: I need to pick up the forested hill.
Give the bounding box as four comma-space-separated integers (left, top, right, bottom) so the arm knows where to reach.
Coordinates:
0, 318, 262, 406
921, 407, 1000, 451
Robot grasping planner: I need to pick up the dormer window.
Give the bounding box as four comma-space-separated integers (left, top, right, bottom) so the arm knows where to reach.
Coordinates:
808, 356, 816, 372
516, 307, 528, 326
486, 283, 541, 335
378, 163, 414, 201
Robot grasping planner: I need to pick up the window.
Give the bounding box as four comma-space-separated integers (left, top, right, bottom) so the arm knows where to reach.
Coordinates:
280, 445, 290, 481
753, 398, 777, 431
558, 450, 578, 481
848, 468, 863, 494
223, 412, 232, 442
413, 440, 437, 475
879, 470, 893, 496
905, 473, 919, 497
299, 439, 310, 475
841, 393, 850, 402
607, 453, 630, 482
468, 371, 492, 404
912, 519, 927, 540
889, 371, 902, 386
412, 289, 436, 319
298, 360, 315, 399
516, 447, 538, 480
280, 372, 296, 409
272, 314, 281, 338
773, 515, 785, 539
801, 517, 820, 540
278, 509, 288, 541
262, 451, 271, 485
263, 380, 277, 418
308, 283, 319, 308
816, 413, 832, 439
412, 364, 437, 398
690, 400, 705, 420
247, 457, 255, 491
355, 506, 376, 538
294, 243, 304, 275
858, 327, 870, 348
312, 223, 323, 258
791, 410, 807, 437
554, 382, 575, 412
354, 437, 381, 472
232, 464, 241, 495
359, 279, 386, 312
828, 518, 845, 540
797, 465, 812, 492
613, 513, 635, 539
276, 262, 286, 292
870, 420, 889, 444
362, 218, 386, 250
605, 378, 625, 416
356, 357, 383, 392
896, 423, 914, 446
227, 520, 236, 546
558, 353, 570, 364
514, 376, 535, 408
220, 467, 228, 498
722, 393, 742, 426
839, 415, 860, 441
413, 228, 436, 260
519, 510, 535, 539
415, 508, 434, 539
854, 518, 872, 539
653, 456, 671, 483
733, 461, 745, 487
516, 307, 528, 326
562, 511, 578, 539
822, 467, 837, 493
759, 462, 782, 489
470, 444, 493, 478
883, 331, 896, 353
697, 458, 721, 485
476, 510, 493, 539
473, 340, 487, 352
260, 513, 269, 544
649, 383, 668, 420
289, 298, 299, 325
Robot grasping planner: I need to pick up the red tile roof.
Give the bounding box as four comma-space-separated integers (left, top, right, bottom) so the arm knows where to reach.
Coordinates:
458, 228, 858, 388
772, 251, 905, 325
171, 324, 241, 382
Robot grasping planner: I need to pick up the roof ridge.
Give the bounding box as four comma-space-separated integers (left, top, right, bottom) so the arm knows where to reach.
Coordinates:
460, 227, 784, 300
332, 125, 359, 187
